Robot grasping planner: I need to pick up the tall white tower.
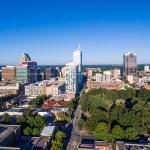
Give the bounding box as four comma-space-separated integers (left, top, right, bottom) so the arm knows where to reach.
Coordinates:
73, 44, 82, 73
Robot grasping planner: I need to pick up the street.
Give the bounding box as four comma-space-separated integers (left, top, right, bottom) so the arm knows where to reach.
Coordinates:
67, 104, 82, 150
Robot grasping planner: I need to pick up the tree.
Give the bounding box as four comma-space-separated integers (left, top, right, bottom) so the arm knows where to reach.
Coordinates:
32, 128, 40, 136
80, 88, 150, 141
57, 112, 70, 122
94, 122, 110, 141
17, 115, 26, 124
24, 127, 32, 136
17, 112, 46, 136
125, 127, 139, 140
34, 115, 45, 127
117, 88, 136, 100
2, 113, 11, 123
111, 125, 124, 140
138, 89, 150, 101
29, 95, 48, 108
50, 131, 65, 150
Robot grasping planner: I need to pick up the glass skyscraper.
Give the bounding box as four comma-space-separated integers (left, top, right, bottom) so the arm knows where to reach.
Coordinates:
123, 52, 137, 77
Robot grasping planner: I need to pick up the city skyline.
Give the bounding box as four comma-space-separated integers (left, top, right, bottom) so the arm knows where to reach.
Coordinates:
0, 0, 150, 65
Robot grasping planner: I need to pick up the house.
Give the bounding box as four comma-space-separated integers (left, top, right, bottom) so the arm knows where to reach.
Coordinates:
43, 98, 68, 113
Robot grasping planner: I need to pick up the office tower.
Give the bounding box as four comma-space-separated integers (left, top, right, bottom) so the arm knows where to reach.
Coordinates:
73, 44, 82, 73
123, 52, 137, 77
96, 73, 102, 82
20, 53, 31, 63
16, 53, 37, 84
2, 66, 16, 81
144, 65, 149, 72
44, 67, 60, 80
65, 62, 78, 95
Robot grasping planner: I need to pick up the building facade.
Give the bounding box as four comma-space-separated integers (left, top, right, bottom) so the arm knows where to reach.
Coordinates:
123, 52, 137, 77
87, 80, 124, 91
144, 65, 149, 72
73, 44, 82, 73
16, 62, 37, 84
46, 81, 65, 96
65, 62, 78, 97
2, 66, 16, 81
0, 81, 20, 95
20, 53, 31, 63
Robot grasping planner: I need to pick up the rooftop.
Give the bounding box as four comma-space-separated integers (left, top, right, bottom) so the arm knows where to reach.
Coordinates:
0, 125, 20, 142
40, 126, 55, 137
116, 141, 150, 150
32, 137, 50, 150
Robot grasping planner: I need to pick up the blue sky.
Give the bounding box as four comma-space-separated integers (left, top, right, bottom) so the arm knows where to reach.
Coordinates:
0, 0, 150, 65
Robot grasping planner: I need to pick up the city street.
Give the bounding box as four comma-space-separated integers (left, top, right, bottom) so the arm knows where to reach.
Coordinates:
67, 104, 82, 150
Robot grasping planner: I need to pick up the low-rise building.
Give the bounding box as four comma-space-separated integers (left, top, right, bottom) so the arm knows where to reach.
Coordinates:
78, 138, 95, 150
0, 124, 21, 147
25, 82, 46, 97
126, 75, 134, 84
46, 81, 65, 96
0, 81, 20, 96
87, 79, 124, 91
43, 98, 68, 114
116, 141, 150, 150
40, 126, 56, 138
95, 141, 112, 150
113, 68, 120, 79
78, 136, 112, 150
25, 79, 65, 97
43, 98, 68, 108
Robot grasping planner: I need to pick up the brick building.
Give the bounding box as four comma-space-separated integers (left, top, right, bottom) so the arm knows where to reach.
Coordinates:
2, 66, 16, 81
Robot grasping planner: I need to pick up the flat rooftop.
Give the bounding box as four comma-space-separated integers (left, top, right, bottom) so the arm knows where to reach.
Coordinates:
116, 141, 150, 150
79, 139, 95, 148
0, 125, 20, 142
32, 137, 49, 150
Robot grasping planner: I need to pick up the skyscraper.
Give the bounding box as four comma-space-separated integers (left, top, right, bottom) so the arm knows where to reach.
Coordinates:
16, 53, 37, 84
73, 44, 82, 73
65, 62, 78, 97
123, 52, 137, 77
20, 53, 31, 63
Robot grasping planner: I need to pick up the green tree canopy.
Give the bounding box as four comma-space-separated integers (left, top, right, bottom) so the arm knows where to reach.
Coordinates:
94, 122, 110, 141
111, 125, 124, 140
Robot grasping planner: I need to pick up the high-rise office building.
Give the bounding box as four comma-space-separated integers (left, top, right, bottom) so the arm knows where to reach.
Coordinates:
123, 52, 137, 77
73, 44, 82, 73
20, 53, 31, 63
65, 62, 78, 96
16, 53, 37, 84
2, 66, 16, 81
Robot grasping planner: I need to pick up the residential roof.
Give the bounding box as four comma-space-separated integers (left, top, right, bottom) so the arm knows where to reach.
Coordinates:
43, 99, 68, 108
